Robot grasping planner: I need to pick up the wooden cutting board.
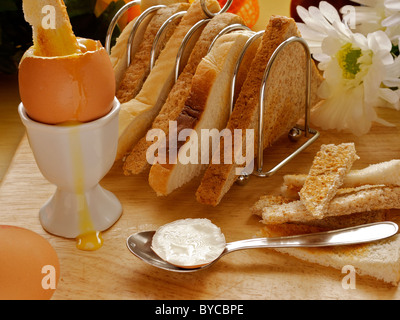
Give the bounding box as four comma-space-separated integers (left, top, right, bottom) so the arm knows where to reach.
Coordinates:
1, 108, 400, 300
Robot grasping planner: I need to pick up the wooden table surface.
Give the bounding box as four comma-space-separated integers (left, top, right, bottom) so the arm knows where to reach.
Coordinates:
1, 107, 400, 300
2, 0, 400, 301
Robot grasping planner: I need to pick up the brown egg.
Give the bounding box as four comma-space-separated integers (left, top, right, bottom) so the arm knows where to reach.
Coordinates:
0, 225, 60, 300
18, 38, 115, 125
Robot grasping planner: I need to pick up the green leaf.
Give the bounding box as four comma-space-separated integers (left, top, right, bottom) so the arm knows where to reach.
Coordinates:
0, 0, 32, 74
67, 0, 125, 46
391, 44, 399, 58
95, 0, 126, 45
64, 0, 97, 18
0, 0, 18, 13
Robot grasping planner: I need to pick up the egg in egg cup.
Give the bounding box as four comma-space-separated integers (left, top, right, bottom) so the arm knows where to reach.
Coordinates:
18, 98, 122, 240
17, 0, 124, 250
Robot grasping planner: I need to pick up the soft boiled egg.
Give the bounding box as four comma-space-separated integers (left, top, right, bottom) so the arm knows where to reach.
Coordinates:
0, 225, 60, 300
18, 38, 115, 125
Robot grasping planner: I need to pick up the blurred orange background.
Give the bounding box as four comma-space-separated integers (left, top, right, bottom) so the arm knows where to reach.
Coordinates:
94, 0, 291, 31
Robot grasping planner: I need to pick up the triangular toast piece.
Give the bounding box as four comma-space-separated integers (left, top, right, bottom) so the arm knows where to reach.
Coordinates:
148, 30, 257, 196
259, 223, 400, 285
196, 16, 324, 206
110, 13, 152, 87
122, 12, 245, 175
116, 3, 190, 103
116, 0, 221, 160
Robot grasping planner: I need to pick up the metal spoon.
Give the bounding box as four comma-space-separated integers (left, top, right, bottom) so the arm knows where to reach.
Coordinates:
126, 221, 398, 273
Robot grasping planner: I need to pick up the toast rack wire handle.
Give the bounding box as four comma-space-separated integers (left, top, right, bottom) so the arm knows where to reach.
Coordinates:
174, 0, 237, 80
252, 36, 320, 179
207, 23, 251, 55
229, 30, 264, 115
105, 0, 141, 55
175, 21, 250, 82
200, 0, 233, 18
127, 4, 169, 68
150, 10, 187, 71
174, 18, 211, 82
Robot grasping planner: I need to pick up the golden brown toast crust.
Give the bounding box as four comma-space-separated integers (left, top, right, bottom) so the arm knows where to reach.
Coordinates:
116, 0, 221, 160
123, 13, 244, 175
116, 3, 190, 103
196, 15, 324, 206
299, 143, 359, 218
261, 186, 400, 224
148, 30, 254, 196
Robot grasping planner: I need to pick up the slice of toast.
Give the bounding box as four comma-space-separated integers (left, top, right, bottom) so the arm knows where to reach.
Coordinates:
261, 185, 400, 224
282, 159, 400, 198
116, 3, 190, 103
251, 195, 293, 216
122, 12, 245, 175
116, 0, 221, 160
195, 15, 324, 206
299, 143, 359, 218
251, 194, 388, 230
110, 15, 152, 88
148, 30, 256, 196
259, 223, 400, 285
22, 0, 80, 56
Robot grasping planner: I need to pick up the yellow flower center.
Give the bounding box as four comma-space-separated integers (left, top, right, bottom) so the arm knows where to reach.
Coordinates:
336, 43, 362, 80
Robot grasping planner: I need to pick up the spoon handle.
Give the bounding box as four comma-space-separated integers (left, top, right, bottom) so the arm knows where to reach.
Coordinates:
224, 222, 398, 254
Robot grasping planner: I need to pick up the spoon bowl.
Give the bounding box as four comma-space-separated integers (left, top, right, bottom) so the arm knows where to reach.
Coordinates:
126, 231, 215, 272
126, 221, 399, 272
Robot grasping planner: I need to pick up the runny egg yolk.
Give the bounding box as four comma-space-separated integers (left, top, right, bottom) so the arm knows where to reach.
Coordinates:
68, 125, 103, 251
76, 231, 103, 251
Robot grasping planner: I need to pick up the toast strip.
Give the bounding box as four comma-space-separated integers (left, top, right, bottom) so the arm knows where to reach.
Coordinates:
282, 159, 400, 198
122, 12, 245, 175
251, 194, 388, 230
253, 191, 399, 285
261, 186, 400, 224
22, 0, 80, 56
195, 16, 324, 206
251, 195, 293, 216
299, 143, 359, 218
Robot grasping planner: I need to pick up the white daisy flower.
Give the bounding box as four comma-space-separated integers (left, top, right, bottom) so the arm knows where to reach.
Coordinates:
344, 0, 400, 44
297, 1, 400, 136
383, 55, 400, 109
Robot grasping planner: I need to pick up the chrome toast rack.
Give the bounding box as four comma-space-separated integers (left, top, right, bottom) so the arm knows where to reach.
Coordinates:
106, 0, 319, 184
251, 35, 319, 180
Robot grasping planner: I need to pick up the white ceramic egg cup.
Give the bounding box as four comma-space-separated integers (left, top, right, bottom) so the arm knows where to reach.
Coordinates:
18, 98, 122, 239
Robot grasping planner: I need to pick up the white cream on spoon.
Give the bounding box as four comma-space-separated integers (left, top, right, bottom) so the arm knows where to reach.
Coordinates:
151, 218, 226, 269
